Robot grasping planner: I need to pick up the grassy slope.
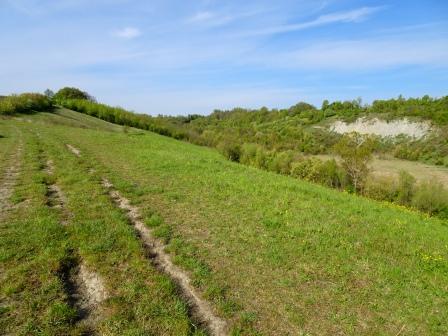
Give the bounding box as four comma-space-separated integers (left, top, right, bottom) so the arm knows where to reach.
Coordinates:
0, 118, 198, 335
13, 110, 447, 335
0, 110, 448, 335
39, 108, 125, 132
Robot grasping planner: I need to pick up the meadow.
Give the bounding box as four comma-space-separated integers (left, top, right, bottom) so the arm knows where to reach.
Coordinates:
1, 109, 447, 335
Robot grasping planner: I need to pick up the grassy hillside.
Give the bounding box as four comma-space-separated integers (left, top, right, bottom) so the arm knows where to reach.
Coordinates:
1, 111, 447, 335
55, 96, 448, 220
58, 95, 448, 166
0, 115, 198, 335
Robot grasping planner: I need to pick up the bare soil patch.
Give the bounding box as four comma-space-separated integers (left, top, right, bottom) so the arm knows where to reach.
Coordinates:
58, 256, 108, 332
66, 144, 81, 157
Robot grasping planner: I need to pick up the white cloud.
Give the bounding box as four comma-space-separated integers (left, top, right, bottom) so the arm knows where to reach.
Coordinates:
186, 9, 261, 27
242, 6, 384, 36
277, 38, 448, 70
113, 27, 142, 39
188, 11, 215, 23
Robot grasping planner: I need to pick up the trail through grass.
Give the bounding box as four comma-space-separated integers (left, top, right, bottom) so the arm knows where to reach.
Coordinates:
0, 121, 201, 335
1, 112, 448, 335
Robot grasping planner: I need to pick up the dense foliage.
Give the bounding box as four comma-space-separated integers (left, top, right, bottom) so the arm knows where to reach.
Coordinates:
0, 93, 52, 115
53, 87, 93, 102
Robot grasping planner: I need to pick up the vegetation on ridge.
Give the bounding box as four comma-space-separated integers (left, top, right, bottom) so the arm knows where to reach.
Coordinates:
48, 88, 448, 218
3, 88, 448, 217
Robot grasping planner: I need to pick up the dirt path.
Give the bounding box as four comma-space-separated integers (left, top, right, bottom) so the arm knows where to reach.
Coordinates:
102, 178, 228, 336
67, 145, 226, 334
44, 156, 108, 331
44, 159, 69, 224
0, 145, 23, 217
66, 144, 81, 157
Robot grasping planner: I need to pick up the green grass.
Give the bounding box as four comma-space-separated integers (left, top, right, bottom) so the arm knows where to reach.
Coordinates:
0, 119, 19, 182
0, 121, 199, 335
2, 111, 448, 335
32, 107, 131, 133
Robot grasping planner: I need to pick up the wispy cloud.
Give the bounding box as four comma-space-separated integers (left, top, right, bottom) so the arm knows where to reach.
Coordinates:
187, 11, 215, 23
186, 11, 234, 26
113, 27, 142, 39
2, 0, 448, 115
242, 6, 384, 36
273, 37, 448, 70
186, 8, 266, 28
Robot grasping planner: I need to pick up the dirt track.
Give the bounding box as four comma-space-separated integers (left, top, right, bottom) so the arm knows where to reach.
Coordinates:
0, 146, 22, 217
102, 178, 228, 336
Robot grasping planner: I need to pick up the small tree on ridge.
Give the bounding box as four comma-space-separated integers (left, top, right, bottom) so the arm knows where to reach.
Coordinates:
334, 132, 376, 192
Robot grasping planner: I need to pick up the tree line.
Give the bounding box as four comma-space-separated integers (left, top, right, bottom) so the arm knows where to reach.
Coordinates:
0, 93, 52, 115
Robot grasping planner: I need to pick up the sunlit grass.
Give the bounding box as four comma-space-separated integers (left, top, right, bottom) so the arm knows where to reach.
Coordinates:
2, 112, 448, 335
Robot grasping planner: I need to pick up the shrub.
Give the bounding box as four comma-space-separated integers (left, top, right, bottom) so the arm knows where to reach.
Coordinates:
0, 93, 52, 115
240, 143, 259, 166
396, 170, 416, 206
290, 158, 317, 180
412, 181, 448, 217
289, 157, 346, 189
254, 147, 269, 169
318, 159, 346, 189
217, 140, 241, 162
268, 151, 295, 175
364, 176, 397, 202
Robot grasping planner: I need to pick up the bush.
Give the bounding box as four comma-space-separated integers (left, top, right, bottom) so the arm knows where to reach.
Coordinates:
268, 151, 295, 175
318, 159, 346, 188
0, 93, 52, 115
218, 140, 241, 162
396, 171, 416, 206
290, 158, 318, 180
290, 157, 346, 188
364, 176, 397, 202
240, 143, 259, 166
412, 181, 448, 217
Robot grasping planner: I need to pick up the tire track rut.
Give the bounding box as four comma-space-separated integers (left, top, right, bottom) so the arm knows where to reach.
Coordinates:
102, 178, 228, 336
66, 143, 227, 335
44, 154, 108, 333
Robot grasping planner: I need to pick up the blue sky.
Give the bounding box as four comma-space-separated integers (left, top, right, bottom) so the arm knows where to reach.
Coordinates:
1, 0, 447, 115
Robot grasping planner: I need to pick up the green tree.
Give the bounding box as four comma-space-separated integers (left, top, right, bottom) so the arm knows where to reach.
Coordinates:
334, 132, 376, 192
53, 87, 91, 101
44, 89, 54, 99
